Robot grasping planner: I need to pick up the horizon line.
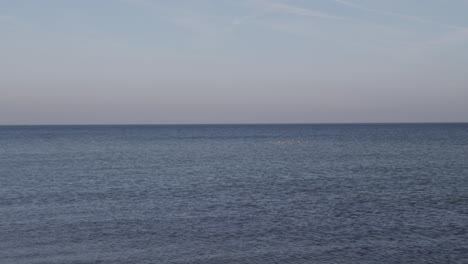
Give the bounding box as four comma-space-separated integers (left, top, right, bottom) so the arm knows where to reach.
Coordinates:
1, 121, 467, 126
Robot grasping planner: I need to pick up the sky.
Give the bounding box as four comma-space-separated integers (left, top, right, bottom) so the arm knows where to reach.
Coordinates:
1, 0, 468, 124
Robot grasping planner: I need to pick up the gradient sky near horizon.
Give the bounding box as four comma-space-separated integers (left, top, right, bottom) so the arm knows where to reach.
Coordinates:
1, 0, 468, 124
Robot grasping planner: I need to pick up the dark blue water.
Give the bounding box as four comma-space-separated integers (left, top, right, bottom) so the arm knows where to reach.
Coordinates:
1, 124, 467, 264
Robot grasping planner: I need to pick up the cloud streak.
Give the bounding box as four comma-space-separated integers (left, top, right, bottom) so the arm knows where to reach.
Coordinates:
230, 0, 344, 30
265, 1, 343, 20
237, 0, 343, 18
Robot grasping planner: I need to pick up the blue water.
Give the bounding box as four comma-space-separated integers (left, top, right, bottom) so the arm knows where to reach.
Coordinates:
1, 124, 467, 264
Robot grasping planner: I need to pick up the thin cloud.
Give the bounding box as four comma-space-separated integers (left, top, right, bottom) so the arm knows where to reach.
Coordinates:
334, 0, 365, 10
266, 2, 343, 20
334, 0, 461, 29
231, 0, 407, 40
230, 0, 344, 29
237, 0, 342, 18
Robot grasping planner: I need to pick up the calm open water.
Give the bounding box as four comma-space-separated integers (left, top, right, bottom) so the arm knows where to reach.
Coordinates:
1, 124, 467, 264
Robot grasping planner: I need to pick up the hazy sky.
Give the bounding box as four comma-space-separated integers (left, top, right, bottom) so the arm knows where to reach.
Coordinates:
1, 0, 467, 124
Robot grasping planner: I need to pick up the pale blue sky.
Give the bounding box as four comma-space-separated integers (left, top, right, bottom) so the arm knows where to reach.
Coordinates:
1, 0, 467, 124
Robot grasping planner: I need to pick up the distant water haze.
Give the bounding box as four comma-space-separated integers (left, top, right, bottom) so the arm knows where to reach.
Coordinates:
1, 0, 468, 124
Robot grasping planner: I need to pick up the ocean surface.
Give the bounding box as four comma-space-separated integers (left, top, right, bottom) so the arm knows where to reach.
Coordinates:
1, 124, 467, 264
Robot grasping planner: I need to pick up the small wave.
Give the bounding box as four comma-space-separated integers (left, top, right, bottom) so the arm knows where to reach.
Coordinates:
269, 139, 307, 145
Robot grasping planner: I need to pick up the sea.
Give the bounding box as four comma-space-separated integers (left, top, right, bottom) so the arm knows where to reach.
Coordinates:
1, 123, 467, 264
